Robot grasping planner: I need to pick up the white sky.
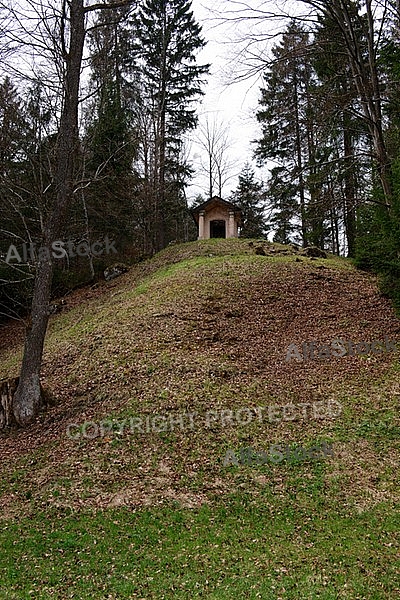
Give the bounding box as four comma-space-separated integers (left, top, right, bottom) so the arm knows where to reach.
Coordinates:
186, 0, 273, 204
0, 0, 285, 205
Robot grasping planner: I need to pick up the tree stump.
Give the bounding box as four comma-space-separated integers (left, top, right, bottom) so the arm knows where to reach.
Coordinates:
0, 377, 19, 429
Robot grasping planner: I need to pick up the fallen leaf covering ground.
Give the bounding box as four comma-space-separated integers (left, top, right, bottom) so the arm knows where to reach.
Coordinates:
0, 239, 398, 598
0, 239, 398, 514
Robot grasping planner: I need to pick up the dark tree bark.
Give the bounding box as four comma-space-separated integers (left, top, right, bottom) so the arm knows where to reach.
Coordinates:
302, 0, 393, 208
0, 377, 19, 428
343, 115, 357, 257
293, 70, 308, 248
12, 0, 132, 427
13, 0, 86, 426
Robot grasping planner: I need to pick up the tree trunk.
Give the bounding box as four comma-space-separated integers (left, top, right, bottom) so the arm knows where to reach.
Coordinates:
0, 377, 19, 429
13, 0, 86, 426
157, 9, 168, 253
293, 70, 308, 247
209, 151, 213, 199
329, 0, 393, 208
343, 114, 357, 257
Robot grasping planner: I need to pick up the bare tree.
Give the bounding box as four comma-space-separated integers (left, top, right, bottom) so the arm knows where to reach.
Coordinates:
0, 0, 134, 427
195, 115, 238, 198
302, 0, 394, 208
211, 0, 397, 208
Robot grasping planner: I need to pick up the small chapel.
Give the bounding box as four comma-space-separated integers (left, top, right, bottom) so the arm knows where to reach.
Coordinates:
191, 196, 242, 239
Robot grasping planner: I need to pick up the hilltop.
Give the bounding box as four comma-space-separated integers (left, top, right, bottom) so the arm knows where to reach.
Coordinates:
0, 239, 398, 598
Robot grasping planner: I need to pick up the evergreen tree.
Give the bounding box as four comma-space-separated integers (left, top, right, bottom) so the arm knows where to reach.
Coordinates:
355, 13, 400, 309
267, 167, 298, 245
0, 78, 31, 317
255, 18, 364, 253
132, 0, 209, 251
312, 7, 367, 256
255, 22, 312, 246
84, 7, 138, 251
230, 163, 268, 238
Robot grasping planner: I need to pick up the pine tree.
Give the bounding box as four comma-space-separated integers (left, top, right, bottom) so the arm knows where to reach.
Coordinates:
0, 77, 26, 177
132, 0, 209, 251
230, 163, 268, 238
0, 78, 34, 318
355, 12, 400, 309
84, 7, 138, 250
255, 19, 362, 253
267, 167, 298, 245
312, 7, 367, 256
255, 21, 312, 246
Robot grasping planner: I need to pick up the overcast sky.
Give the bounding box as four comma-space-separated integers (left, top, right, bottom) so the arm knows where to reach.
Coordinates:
186, 0, 271, 204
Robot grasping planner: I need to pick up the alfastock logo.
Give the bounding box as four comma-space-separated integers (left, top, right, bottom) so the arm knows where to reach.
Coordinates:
4, 236, 117, 264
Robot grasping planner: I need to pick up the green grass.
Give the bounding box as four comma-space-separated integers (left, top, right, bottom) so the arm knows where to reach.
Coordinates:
0, 495, 398, 599
1, 239, 399, 598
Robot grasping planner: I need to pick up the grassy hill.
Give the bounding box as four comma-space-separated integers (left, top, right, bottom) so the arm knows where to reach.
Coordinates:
0, 239, 399, 599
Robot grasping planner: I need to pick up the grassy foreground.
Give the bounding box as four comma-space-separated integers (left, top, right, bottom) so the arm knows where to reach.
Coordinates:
0, 497, 398, 599
0, 239, 399, 599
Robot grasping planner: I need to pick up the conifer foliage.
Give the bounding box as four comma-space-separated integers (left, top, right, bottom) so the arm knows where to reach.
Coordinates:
132, 0, 209, 251
230, 163, 268, 239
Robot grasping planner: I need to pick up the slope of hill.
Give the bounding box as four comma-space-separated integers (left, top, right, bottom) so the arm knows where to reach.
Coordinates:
0, 239, 398, 599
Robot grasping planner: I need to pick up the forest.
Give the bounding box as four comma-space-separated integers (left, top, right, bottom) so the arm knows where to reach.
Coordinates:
1, 0, 400, 424
0, 4, 399, 596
